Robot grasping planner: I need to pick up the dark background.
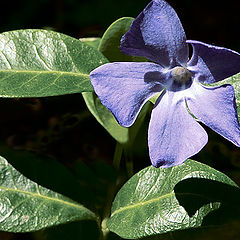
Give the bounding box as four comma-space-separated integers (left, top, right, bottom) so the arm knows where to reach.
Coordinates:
0, 0, 240, 240
1, 0, 240, 51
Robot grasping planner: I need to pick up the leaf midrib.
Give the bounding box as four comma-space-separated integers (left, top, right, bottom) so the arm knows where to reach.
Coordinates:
0, 69, 89, 77
0, 184, 87, 211
110, 190, 225, 217
111, 191, 175, 217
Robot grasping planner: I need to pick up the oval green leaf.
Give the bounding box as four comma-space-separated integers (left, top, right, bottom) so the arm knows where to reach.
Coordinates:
0, 156, 96, 232
0, 29, 108, 97
107, 159, 240, 239
98, 17, 134, 62
98, 17, 147, 62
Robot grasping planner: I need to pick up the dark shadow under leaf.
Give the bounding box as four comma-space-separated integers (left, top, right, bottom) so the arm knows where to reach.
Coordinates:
139, 220, 240, 240
174, 178, 240, 222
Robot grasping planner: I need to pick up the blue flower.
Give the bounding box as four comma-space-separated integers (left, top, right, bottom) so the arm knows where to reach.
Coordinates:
90, 0, 240, 167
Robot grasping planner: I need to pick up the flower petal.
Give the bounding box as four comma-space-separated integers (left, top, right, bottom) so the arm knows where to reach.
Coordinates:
187, 40, 240, 83
186, 82, 240, 146
90, 62, 166, 127
120, 0, 188, 67
148, 90, 208, 168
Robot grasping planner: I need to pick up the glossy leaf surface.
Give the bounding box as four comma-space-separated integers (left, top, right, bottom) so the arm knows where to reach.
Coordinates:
0, 30, 107, 97
98, 17, 134, 62
107, 159, 240, 239
0, 156, 96, 232
98, 17, 147, 62
0, 146, 95, 208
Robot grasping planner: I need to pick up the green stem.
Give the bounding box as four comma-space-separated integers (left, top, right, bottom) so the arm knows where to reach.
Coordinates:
112, 142, 123, 170
100, 142, 124, 240
123, 145, 134, 177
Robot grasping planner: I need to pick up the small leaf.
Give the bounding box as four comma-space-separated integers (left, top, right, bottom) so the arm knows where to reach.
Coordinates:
0, 156, 96, 232
79, 37, 101, 49
107, 159, 240, 239
81, 35, 129, 143
149, 92, 161, 105
98, 17, 134, 62
0, 29, 108, 97
82, 18, 151, 143
98, 17, 147, 62
82, 92, 129, 143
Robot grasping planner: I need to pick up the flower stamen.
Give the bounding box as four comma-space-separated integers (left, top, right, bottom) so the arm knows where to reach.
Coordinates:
171, 66, 192, 85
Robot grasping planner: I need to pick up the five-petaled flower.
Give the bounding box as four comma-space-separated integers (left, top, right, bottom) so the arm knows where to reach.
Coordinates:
90, 0, 240, 167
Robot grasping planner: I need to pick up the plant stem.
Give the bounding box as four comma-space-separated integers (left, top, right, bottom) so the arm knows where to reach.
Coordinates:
100, 142, 124, 240
123, 145, 134, 177
113, 142, 123, 170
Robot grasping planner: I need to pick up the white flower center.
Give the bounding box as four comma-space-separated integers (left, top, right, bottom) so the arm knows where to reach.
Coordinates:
171, 66, 192, 84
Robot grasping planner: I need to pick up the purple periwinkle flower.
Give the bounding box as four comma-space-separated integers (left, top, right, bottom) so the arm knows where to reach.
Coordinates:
90, 0, 240, 168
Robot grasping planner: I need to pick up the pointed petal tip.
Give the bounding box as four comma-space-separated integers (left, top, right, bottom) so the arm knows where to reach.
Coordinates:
150, 133, 209, 168
229, 134, 240, 148
187, 40, 240, 83
148, 89, 209, 169
187, 83, 240, 148
119, 0, 188, 66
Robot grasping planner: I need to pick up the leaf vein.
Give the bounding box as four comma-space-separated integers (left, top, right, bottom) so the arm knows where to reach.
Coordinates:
17, 72, 42, 90
7, 163, 18, 190
0, 184, 86, 211
61, 39, 81, 72
33, 45, 52, 70
111, 191, 175, 217
0, 69, 89, 78
0, 51, 12, 69
0, 72, 18, 82
36, 72, 63, 93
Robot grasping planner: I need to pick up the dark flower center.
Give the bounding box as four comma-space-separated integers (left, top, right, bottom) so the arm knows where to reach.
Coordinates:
171, 66, 192, 85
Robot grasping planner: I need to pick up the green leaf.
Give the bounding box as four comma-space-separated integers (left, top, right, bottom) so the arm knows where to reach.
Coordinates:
0, 29, 108, 97
212, 73, 240, 119
107, 159, 240, 239
98, 17, 147, 62
98, 17, 134, 62
79, 37, 101, 49
0, 156, 96, 232
82, 92, 129, 143
149, 92, 161, 105
0, 145, 95, 208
